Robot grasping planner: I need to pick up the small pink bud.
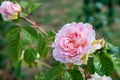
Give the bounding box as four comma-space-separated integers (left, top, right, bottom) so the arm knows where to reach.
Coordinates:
0, 1, 21, 21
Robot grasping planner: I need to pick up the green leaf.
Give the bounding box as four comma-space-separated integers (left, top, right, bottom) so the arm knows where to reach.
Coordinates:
20, 1, 28, 8
94, 52, 114, 76
64, 71, 72, 80
110, 53, 120, 78
7, 26, 22, 62
23, 26, 38, 39
28, 3, 42, 13
14, 61, 22, 79
68, 69, 83, 80
48, 30, 56, 42
37, 37, 48, 58
45, 65, 65, 80
87, 57, 95, 74
21, 27, 38, 48
24, 48, 37, 64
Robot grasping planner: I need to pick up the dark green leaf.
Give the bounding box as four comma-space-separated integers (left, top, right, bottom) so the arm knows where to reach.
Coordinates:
45, 65, 65, 80
110, 53, 120, 78
48, 30, 56, 42
37, 38, 48, 58
24, 48, 37, 64
94, 52, 114, 76
23, 26, 38, 39
87, 57, 95, 74
14, 61, 22, 79
68, 69, 83, 80
21, 28, 38, 48
7, 26, 22, 62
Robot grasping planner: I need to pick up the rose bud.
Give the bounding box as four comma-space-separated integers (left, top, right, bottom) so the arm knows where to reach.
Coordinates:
0, 1, 21, 21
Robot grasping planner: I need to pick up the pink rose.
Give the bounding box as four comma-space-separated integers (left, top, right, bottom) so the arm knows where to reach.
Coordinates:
0, 1, 21, 21
52, 22, 95, 65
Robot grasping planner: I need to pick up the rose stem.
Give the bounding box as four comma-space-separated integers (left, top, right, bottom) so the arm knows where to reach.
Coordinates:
21, 16, 48, 36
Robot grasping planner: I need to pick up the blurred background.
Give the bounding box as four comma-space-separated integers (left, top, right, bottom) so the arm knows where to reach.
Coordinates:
38, 0, 120, 46
0, 0, 120, 80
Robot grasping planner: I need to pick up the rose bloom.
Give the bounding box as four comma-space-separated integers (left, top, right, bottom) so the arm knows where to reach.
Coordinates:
88, 72, 112, 80
52, 22, 96, 65
0, 1, 21, 21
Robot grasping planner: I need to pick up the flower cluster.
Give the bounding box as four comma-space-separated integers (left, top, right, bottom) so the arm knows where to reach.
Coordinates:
0, 1, 21, 21
52, 22, 102, 65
